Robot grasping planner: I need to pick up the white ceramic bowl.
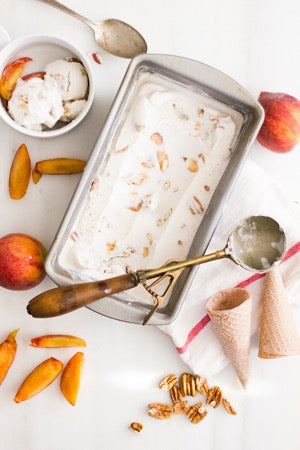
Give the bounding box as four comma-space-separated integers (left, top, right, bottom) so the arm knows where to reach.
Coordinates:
0, 34, 95, 138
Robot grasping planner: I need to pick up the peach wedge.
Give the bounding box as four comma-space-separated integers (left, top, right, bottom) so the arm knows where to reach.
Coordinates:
14, 357, 63, 403
9, 144, 31, 200
0, 57, 32, 100
60, 352, 84, 406
0, 329, 19, 385
35, 158, 86, 175
30, 334, 86, 348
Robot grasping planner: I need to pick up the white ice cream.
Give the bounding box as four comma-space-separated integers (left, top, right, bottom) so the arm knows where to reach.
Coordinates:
8, 78, 64, 131
61, 99, 87, 122
45, 59, 88, 101
58, 72, 241, 303
8, 59, 88, 131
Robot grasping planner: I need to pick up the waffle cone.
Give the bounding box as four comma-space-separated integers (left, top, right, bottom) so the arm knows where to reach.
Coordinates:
207, 288, 251, 389
258, 268, 300, 359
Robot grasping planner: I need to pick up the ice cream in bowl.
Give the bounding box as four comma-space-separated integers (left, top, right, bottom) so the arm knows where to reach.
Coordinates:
0, 35, 95, 138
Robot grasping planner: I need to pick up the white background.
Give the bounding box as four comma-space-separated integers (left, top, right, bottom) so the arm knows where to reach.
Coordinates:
0, 1, 299, 449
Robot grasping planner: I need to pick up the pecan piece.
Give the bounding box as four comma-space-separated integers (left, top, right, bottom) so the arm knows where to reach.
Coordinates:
206, 386, 222, 408
150, 132, 163, 145
195, 376, 209, 395
169, 385, 182, 403
186, 374, 191, 396
148, 403, 173, 419
190, 375, 196, 397
157, 150, 169, 171
129, 422, 143, 433
222, 398, 237, 415
187, 402, 207, 424
179, 373, 188, 397
187, 158, 198, 172
173, 401, 190, 414
159, 374, 177, 391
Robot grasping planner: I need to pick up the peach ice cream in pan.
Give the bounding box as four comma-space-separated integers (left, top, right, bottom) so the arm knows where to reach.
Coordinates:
58, 72, 238, 303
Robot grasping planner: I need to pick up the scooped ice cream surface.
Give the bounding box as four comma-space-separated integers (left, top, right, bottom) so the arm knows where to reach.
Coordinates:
8, 78, 64, 131
45, 59, 88, 102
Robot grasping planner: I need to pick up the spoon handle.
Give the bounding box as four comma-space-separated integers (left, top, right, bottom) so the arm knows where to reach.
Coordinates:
27, 273, 138, 318
38, 0, 96, 28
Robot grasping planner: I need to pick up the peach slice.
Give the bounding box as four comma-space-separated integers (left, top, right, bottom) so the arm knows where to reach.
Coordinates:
30, 334, 86, 348
36, 158, 86, 175
0, 329, 19, 385
0, 57, 32, 100
22, 71, 45, 82
14, 357, 63, 403
60, 352, 84, 406
9, 144, 31, 200
32, 166, 42, 184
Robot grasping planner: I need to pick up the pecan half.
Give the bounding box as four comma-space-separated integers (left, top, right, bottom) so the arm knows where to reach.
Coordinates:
187, 402, 207, 424
169, 385, 182, 404
190, 375, 196, 397
148, 403, 173, 419
173, 401, 190, 414
129, 422, 143, 433
195, 376, 209, 395
159, 374, 177, 391
179, 373, 188, 397
206, 386, 222, 408
222, 398, 237, 415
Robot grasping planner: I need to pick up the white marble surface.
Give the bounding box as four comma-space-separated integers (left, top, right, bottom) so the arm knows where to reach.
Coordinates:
0, 1, 299, 449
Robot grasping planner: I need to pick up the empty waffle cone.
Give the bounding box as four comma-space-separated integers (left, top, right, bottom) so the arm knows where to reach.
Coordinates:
258, 268, 300, 359
207, 288, 251, 389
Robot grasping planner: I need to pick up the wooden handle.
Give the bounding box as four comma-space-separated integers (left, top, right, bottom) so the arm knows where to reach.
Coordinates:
27, 273, 138, 318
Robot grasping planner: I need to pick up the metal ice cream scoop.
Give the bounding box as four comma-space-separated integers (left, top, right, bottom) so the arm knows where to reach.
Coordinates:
38, 0, 147, 59
27, 216, 286, 323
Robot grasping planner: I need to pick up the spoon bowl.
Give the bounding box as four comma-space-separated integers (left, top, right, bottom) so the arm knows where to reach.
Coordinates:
38, 0, 147, 59
227, 215, 286, 271
93, 19, 147, 59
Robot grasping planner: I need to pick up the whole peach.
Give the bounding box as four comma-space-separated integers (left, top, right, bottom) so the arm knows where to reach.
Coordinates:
258, 92, 300, 153
0, 233, 47, 290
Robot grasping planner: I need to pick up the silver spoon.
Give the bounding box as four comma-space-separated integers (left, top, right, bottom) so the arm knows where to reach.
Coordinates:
38, 0, 147, 58
27, 215, 286, 322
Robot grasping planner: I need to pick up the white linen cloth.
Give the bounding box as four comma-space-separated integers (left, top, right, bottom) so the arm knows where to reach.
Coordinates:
159, 158, 300, 377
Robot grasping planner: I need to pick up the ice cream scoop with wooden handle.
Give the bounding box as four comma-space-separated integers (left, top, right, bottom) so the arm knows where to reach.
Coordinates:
27, 273, 138, 318
27, 215, 286, 320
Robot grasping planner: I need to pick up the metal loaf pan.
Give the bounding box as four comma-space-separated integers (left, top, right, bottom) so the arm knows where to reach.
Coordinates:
45, 54, 264, 325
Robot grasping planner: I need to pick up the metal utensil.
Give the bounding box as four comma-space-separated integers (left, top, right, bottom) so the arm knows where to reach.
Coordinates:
27, 216, 286, 323
38, 0, 147, 58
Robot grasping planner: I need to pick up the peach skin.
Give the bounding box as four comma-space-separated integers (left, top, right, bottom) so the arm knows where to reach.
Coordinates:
14, 357, 63, 403
0, 57, 32, 100
0, 329, 19, 385
30, 334, 86, 348
60, 352, 84, 406
22, 71, 45, 81
9, 144, 31, 200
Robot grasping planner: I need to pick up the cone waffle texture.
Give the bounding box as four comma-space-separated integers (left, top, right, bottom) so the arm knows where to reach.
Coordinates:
258, 268, 300, 359
206, 288, 251, 389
